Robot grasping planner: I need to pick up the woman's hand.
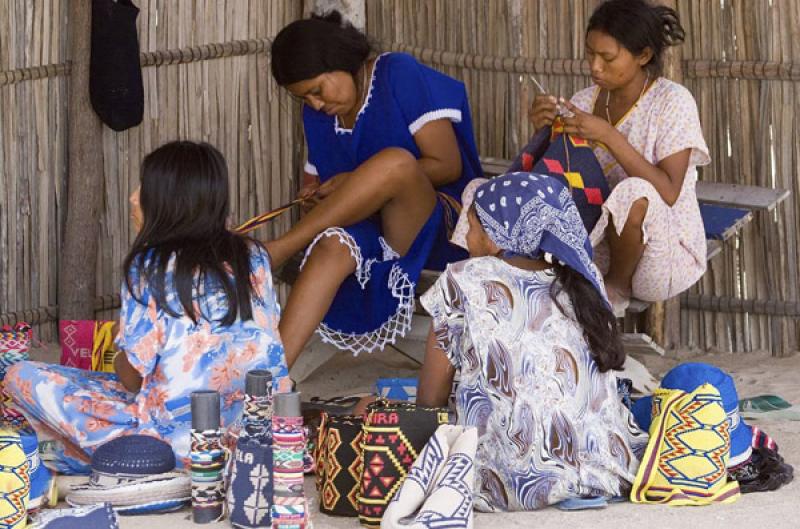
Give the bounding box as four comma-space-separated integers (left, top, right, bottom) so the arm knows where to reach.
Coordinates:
297, 181, 321, 213
529, 95, 559, 131
114, 351, 143, 394
561, 101, 616, 143
315, 171, 351, 200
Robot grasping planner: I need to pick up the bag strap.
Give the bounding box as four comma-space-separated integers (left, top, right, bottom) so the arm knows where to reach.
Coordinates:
631, 387, 741, 505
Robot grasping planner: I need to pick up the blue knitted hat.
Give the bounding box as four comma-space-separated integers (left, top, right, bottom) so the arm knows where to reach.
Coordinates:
632, 363, 753, 468
91, 435, 175, 476
67, 435, 190, 515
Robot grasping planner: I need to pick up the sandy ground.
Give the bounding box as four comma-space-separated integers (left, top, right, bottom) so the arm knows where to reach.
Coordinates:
32, 343, 800, 529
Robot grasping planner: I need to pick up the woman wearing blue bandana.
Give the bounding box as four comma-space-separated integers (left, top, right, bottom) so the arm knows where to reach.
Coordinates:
417, 172, 646, 511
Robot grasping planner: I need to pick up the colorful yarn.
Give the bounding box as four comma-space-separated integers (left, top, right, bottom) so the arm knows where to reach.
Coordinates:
272, 416, 306, 529
234, 200, 303, 234
191, 428, 226, 523
243, 394, 273, 435
0, 322, 32, 381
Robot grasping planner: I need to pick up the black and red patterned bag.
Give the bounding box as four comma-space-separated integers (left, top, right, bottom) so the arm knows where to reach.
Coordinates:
315, 414, 364, 517
357, 400, 452, 528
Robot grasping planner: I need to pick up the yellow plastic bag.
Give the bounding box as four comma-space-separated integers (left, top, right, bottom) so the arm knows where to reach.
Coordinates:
91, 321, 118, 373
631, 383, 740, 506
0, 428, 29, 529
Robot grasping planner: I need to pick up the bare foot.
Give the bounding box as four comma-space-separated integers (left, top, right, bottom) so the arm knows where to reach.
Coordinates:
605, 283, 631, 318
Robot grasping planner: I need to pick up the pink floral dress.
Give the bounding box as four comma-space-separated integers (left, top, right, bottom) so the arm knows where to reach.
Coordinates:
570, 78, 711, 301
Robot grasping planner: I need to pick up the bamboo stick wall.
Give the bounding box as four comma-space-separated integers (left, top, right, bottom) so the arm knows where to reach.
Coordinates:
366, 0, 798, 356
1, 1, 303, 340
2, 0, 798, 355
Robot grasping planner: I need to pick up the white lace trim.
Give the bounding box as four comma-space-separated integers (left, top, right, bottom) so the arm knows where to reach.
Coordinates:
379, 236, 400, 261
334, 53, 388, 135
300, 227, 371, 288
304, 161, 318, 176
317, 263, 415, 356
408, 108, 463, 135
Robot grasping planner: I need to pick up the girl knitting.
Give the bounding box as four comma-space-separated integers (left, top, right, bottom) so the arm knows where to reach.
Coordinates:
417, 172, 646, 511
267, 11, 481, 365
530, 0, 710, 315
5, 141, 289, 473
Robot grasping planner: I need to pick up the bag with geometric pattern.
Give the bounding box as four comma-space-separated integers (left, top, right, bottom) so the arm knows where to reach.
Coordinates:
631, 383, 741, 506
315, 414, 364, 517
357, 400, 452, 528
0, 323, 32, 381
509, 117, 610, 233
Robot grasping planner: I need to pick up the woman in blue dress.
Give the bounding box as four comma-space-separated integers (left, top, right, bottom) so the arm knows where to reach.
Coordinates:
268, 11, 481, 364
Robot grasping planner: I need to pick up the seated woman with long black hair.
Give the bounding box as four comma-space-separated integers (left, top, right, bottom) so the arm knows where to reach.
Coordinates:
417, 173, 646, 511
4, 141, 289, 473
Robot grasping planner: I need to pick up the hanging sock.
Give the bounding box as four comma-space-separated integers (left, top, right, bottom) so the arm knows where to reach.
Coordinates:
90, 0, 144, 131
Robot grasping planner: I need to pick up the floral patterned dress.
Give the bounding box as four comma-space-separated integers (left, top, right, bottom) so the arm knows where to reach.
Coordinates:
570, 78, 711, 301
4, 244, 288, 474
420, 256, 647, 511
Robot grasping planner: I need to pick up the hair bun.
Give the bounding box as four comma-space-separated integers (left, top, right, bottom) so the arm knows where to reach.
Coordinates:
311, 9, 345, 26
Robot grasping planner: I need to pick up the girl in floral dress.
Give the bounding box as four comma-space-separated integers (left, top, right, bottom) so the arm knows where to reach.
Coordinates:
4, 141, 289, 474
530, 0, 710, 315
417, 173, 646, 511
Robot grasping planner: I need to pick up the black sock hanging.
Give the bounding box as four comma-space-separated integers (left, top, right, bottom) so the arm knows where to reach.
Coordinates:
90, 0, 144, 131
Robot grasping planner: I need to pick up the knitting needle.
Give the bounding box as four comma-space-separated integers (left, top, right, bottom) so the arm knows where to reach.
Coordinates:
526, 75, 572, 118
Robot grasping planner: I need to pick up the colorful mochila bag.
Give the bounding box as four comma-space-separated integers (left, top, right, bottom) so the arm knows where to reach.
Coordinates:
631, 383, 741, 505
0, 428, 29, 529
315, 414, 364, 517
508, 116, 610, 233
357, 400, 452, 529
90, 321, 118, 373
59, 320, 117, 372
0, 323, 32, 381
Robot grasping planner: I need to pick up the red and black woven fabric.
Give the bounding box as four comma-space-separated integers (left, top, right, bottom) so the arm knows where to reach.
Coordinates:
315, 414, 364, 517
509, 117, 610, 233
357, 400, 452, 528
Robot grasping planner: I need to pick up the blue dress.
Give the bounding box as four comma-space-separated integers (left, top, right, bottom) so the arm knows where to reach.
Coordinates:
302, 52, 481, 355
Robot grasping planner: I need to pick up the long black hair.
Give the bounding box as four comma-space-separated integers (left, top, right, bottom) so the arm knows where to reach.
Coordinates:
123, 141, 260, 326
550, 263, 625, 372
270, 10, 372, 86
587, 0, 685, 76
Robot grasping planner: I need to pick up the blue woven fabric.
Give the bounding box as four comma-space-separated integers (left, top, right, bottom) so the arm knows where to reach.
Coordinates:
228, 437, 273, 528
91, 435, 175, 475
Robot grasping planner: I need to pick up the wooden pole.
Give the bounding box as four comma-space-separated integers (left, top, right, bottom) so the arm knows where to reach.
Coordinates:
58, 0, 104, 320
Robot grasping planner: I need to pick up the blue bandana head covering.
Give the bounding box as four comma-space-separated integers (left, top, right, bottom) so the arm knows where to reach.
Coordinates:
472, 172, 608, 305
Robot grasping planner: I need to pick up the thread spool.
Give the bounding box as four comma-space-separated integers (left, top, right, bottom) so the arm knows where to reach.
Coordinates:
271, 392, 307, 529
191, 390, 225, 523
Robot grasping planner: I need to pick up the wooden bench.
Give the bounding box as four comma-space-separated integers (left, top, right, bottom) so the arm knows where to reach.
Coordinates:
281, 158, 790, 379
475, 157, 790, 355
